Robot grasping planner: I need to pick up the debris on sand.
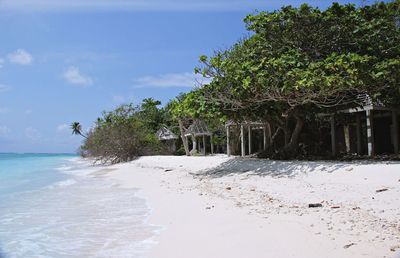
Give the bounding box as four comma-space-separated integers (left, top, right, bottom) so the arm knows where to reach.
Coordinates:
376, 188, 388, 193
343, 243, 356, 249
308, 203, 323, 208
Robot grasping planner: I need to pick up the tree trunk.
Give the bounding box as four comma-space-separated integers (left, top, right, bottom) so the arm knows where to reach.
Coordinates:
271, 126, 282, 146
284, 118, 290, 146
192, 135, 197, 153
177, 119, 190, 156
266, 122, 272, 146
263, 121, 272, 150
287, 116, 304, 150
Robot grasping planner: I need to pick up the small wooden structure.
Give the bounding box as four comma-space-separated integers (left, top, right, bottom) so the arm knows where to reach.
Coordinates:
225, 92, 399, 158
226, 94, 399, 158
225, 120, 269, 157
156, 126, 178, 153
184, 120, 214, 155
330, 94, 399, 157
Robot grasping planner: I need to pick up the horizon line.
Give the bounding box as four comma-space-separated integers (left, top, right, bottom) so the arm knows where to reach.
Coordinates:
0, 152, 77, 155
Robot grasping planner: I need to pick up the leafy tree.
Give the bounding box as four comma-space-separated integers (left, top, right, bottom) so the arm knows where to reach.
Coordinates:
137, 98, 166, 133
76, 101, 171, 163
167, 89, 227, 155
196, 1, 400, 157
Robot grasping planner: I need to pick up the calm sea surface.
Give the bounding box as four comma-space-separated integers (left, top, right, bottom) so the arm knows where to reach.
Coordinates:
0, 153, 157, 258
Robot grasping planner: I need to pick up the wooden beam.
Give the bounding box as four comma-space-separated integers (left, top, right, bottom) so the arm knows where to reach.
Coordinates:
226, 126, 231, 156
366, 110, 375, 156
330, 115, 336, 157
356, 113, 362, 155
248, 125, 252, 155
241, 124, 245, 157
392, 110, 399, 154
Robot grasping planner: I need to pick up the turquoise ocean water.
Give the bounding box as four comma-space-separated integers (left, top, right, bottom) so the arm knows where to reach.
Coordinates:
0, 153, 157, 258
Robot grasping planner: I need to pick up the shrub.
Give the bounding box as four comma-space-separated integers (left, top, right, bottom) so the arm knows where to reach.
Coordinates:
80, 104, 161, 164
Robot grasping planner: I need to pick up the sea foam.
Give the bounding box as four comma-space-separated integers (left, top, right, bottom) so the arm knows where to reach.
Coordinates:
0, 154, 159, 258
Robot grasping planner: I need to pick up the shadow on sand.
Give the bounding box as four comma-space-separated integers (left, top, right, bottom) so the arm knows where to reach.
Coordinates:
195, 158, 395, 178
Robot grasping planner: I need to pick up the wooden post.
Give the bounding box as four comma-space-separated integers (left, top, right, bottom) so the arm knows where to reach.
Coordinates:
171, 141, 176, 153
330, 115, 336, 156
226, 125, 231, 156
366, 110, 375, 157
344, 125, 350, 153
192, 135, 197, 153
263, 126, 267, 151
392, 110, 399, 154
210, 135, 214, 155
356, 113, 362, 155
241, 124, 245, 157
248, 125, 252, 155
202, 135, 206, 155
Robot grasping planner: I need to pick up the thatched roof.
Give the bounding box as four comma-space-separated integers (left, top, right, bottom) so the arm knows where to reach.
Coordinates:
225, 120, 265, 127
184, 120, 212, 137
156, 127, 178, 141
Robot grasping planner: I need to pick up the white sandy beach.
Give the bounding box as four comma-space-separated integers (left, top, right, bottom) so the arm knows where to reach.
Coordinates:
99, 155, 400, 258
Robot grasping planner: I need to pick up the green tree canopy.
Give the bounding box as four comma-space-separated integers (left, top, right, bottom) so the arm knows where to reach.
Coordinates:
195, 1, 400, 155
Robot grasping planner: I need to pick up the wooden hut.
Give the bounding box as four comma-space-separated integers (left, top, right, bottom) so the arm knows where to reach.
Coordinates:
184, 120, 214, 155
225, 93, 400, 158
156, 126, 178, 153
225, 120, 269, 157
330, 93, 399, 157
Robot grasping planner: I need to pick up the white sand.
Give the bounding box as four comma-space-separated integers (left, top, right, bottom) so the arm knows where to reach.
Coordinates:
102, 155, 400, 258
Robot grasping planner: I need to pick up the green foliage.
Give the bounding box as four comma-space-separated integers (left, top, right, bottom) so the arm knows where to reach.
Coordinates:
79, 101, 173, 163
194, 1, 400, 156
76, 1, 400, 160
71, 122, 87, 138
168, 90, 226, 123
137, 98, 168, 133
200, 1, 399, 113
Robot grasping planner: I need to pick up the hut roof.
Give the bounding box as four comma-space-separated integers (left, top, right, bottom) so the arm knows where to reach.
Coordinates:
225, 120, 265, 127
156, 126, 178, 140
338, 92, 391, 113
184, 120, 212, 137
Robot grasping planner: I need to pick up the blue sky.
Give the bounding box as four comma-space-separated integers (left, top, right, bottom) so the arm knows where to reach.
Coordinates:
0, 0, 365, 153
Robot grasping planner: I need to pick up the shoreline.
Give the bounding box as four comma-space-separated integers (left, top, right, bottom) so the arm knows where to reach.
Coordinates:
101, 155, 400, 258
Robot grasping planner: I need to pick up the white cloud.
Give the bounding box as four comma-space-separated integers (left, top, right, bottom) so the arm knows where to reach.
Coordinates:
0, 84, 11, 93
0, 58, 4, 68
0, 126, 11, 137
25, 127, 41, 141
0, 0, 271, 12
56, 123, 69, 132
63, 66, 93, 86
133, 72, 210, 88
8, 49, 34, 65
25, 109, 33, 115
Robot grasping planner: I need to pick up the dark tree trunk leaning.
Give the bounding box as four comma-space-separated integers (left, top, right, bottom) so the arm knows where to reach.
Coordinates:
178, 119, 190, 156
287, 116, 304, 150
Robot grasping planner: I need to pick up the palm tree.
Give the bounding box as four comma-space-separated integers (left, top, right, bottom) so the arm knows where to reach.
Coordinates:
71, 122, 87, 139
